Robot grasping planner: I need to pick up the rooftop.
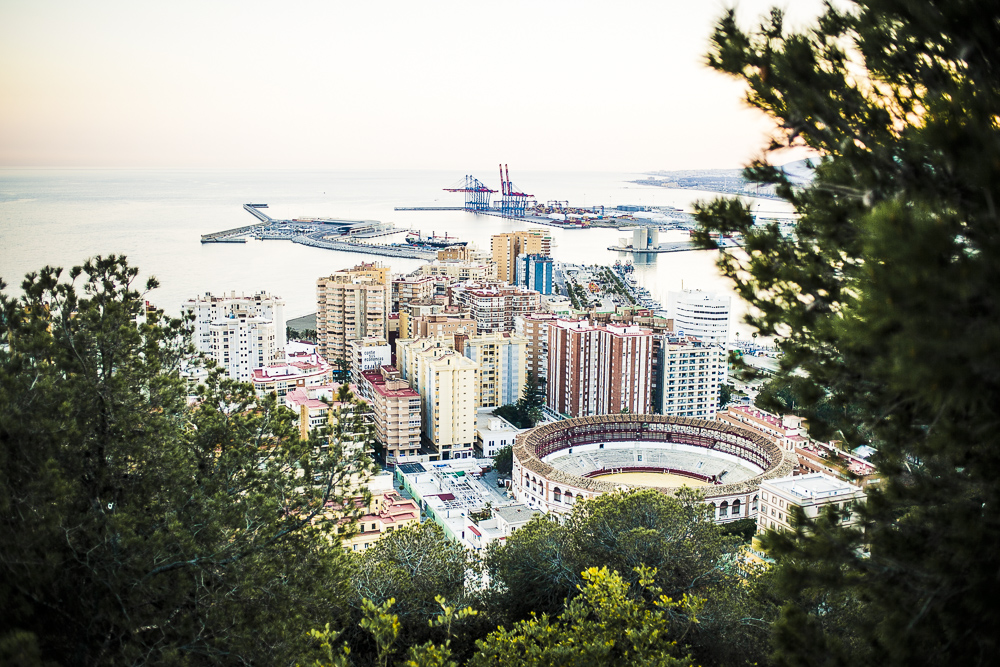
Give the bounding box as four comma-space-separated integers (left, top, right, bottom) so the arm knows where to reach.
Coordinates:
765, 472, 862, 500
494, 504, 540, 525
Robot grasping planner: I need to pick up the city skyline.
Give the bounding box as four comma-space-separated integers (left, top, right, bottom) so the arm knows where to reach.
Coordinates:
1, 0, 825, 171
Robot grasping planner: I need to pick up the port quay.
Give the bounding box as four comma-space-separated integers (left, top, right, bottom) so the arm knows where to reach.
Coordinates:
199, 167, 741, 260
200, 204, 440, 260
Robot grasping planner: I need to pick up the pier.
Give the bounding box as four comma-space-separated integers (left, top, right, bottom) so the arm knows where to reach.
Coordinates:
607, 238, 743, 254
199, 204, 438, 260
393, 206, 464, 211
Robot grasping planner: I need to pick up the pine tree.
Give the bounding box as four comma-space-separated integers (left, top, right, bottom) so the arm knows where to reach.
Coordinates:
0, 257, 373, 665
697, 2, 1000, 664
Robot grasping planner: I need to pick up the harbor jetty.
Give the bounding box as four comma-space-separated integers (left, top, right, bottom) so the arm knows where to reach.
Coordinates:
200, 204, 444, 260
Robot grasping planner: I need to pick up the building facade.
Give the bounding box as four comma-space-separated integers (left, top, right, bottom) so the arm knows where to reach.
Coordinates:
655, 335, 726, 419
316, 263, 390, 365
360, 366, 422, 466
491, 230, 552, 284
757, 472, 866, 533
476, 410, 522, 458
449, 281, 541, 334
547, 320, 653, 417
184, 291, 286, 357
416, 260, 495, 283
515, 253, 554, 294
514, 313, 557, 388
252, 349, 333, 398
667, 289, 732, 347
412, 346, 479, 459
391, 275, 439, 311
462, 332, 528, 408
348, 337, 392, 388
206, 308, 279, 382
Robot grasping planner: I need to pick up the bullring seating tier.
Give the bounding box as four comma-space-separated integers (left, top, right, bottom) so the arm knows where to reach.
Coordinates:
543, 444, 758, 484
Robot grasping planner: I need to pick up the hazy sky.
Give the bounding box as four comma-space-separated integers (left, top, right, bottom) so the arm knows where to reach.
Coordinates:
0, 0, 825, 171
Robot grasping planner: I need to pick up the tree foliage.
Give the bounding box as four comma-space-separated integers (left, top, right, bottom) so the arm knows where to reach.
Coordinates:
0, 257, 373, 665
492, 444, 513, 476
469, 566, 697, 667
697, 2, 1000, 664
483, 489, 767, 664
492, 372, 545, 429
350, 522, 485, 660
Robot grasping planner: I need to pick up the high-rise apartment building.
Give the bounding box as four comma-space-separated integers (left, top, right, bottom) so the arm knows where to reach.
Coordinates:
360, 366, 422, 466
449, 281, 541, 333
397, 339, 478, 460
184, 291, 286, 357
491, 230, 552, 284
316, 263, 390, 365
547, 320, 653, 417
183, 291, 285, 382
514, 313, 557, 387
655, 335, 726, 419
515, 253, 554, 294
667, 289, 731, 346
462, 332, 528, 408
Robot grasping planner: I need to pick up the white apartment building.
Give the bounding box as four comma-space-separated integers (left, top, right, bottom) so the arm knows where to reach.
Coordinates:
656, 335, 726, 419
667, 289, 731, 347
476, 410, 522, 458
183, 291, 286, 370
204, 306, 280, 382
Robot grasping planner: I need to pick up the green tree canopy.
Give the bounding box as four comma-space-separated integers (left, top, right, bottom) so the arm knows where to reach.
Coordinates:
484, 489, 764, 664
0, 257, 373, 665
697, 1, 1000, 664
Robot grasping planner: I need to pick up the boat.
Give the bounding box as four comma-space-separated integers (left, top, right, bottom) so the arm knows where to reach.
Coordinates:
405, 231, 468, 248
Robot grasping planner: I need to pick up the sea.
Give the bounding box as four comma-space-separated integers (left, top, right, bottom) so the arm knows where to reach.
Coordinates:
0, 168, 794, 338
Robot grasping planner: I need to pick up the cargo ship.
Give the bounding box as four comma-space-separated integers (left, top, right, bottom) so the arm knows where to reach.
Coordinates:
405, 231, 467, 248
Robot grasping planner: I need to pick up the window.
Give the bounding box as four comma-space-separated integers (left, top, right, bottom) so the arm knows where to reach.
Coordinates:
732, 499, 741, 516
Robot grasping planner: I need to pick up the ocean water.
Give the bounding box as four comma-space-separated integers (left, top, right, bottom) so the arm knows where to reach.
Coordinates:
0, 168, 791, 334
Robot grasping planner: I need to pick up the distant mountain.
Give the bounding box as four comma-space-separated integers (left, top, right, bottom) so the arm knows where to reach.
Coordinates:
776, 158, 816, 186
634, 159, 815, 198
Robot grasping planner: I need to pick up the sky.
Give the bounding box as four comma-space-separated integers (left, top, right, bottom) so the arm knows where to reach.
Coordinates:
0, 0, 827, 172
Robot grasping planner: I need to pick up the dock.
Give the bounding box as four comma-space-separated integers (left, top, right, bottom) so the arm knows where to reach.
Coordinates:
393, 206, 465, 211
608, 238, 743, 254
199, 204, 438, 260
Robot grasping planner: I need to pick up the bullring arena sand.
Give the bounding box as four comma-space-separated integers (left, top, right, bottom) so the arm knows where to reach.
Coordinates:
592, 471, 710, 487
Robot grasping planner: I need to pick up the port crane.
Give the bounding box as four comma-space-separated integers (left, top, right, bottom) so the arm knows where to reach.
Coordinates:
443, 175, 496, 212
499, 164, 533, 218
